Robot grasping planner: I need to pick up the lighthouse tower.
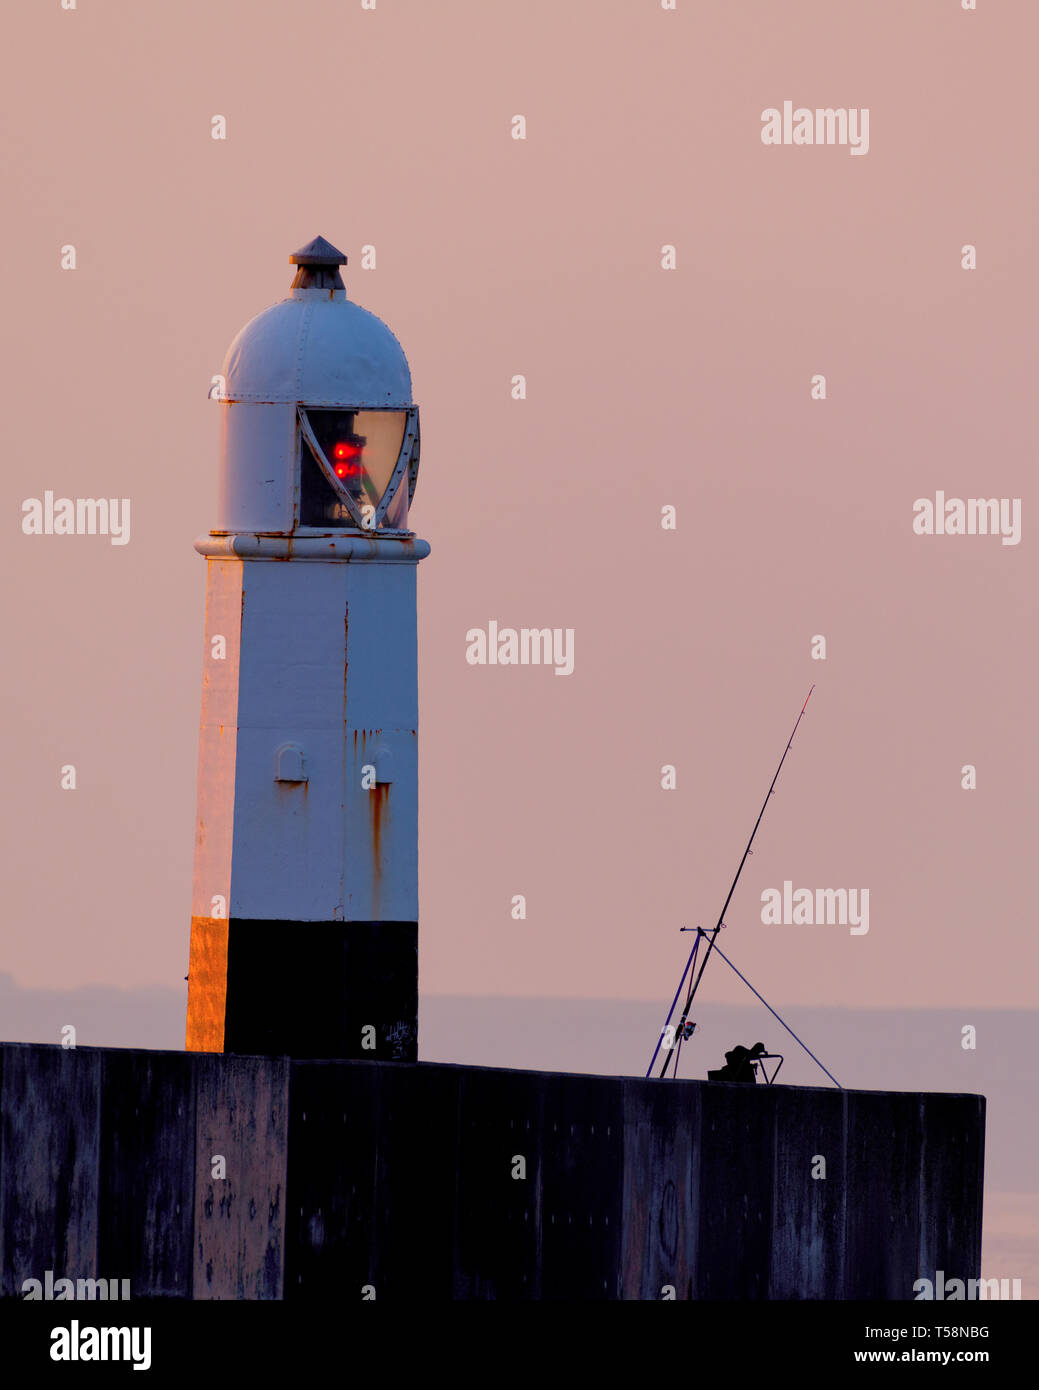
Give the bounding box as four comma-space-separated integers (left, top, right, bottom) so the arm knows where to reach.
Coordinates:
185, 236, 428, 1061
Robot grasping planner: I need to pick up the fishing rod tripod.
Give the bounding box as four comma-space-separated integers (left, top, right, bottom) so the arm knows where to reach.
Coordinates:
644, 686, 841, 1090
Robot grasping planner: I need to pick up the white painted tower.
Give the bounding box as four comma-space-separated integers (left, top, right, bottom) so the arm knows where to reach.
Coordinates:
186, 236, 428, 1060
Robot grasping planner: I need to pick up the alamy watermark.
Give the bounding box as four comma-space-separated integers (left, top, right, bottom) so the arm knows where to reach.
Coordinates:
49, 1320, 151, 1371
914, 1270, 1021, 1300
912, 493, 1021, 546
465, 621, 574, 676
23, 1270, 130, 1301
21, 492, 131, 546
761, 881, 869, 936
761, 102, 870, 156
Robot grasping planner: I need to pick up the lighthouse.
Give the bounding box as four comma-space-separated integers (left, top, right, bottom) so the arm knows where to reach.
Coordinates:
185, 236, 428, 1061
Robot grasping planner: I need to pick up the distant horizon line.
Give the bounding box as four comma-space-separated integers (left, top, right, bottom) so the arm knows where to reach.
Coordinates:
0, 974, 1035, 1014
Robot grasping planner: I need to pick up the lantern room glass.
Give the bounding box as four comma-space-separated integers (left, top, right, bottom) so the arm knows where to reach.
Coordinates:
299, 408, 409, 530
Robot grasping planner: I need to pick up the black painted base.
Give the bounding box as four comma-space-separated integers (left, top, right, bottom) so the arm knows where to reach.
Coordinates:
189, 919, 418, 1061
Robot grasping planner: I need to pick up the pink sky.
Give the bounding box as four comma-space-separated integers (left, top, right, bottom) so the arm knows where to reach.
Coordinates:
2, 0, 1036, 1016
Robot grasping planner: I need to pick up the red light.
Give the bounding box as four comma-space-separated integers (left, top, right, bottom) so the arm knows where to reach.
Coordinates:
333, 441, 362, 479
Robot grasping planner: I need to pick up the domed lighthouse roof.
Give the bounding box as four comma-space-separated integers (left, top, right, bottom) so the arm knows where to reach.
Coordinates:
220, 236, 413, 408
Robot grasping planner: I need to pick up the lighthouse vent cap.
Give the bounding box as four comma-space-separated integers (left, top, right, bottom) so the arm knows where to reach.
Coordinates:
219, 236, 413, 407
290, 234, 347, 291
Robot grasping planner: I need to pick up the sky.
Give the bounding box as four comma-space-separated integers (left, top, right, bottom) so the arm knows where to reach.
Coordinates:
1, 0, 1036, 1021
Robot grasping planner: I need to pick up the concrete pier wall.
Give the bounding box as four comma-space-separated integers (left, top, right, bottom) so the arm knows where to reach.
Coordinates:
0, 1042, 984, 1300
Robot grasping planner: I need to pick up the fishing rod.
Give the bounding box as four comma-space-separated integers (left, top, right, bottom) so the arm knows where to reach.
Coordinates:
644, 934, 700, 1078
656, 685, 815, 1079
